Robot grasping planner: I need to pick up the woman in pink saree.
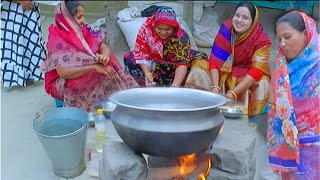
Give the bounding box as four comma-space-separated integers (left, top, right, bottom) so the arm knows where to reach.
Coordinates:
41, 1, 139, 112
267, 11, 319, 180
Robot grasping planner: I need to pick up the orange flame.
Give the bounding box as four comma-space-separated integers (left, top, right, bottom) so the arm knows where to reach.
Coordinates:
179, 153, 196, 175
178, 153, 211, 180
198, 158, 211, 180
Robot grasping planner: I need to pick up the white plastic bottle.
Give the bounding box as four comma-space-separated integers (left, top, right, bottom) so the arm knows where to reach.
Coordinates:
95, 109, 106, 153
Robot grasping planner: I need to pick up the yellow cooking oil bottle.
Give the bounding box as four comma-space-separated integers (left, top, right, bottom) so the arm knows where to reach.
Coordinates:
95, 109, 106, 153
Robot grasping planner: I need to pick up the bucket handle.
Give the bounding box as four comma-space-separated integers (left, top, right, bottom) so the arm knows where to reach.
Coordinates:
33, 108, 56, 123
33, 108, 90, 128
34, 112, 44, 123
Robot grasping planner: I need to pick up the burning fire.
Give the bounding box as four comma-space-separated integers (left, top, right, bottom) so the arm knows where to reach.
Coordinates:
198, 158, 211, 180
178, 153, 211, 179
179, 154, 196, 175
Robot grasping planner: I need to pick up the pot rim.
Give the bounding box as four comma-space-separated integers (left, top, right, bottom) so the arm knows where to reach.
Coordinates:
109, 87, 227, 112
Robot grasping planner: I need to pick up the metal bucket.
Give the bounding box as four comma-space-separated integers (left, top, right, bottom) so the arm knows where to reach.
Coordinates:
32, 107, 88, 179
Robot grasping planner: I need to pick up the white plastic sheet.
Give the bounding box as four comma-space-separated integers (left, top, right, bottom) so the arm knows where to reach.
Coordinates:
192, 7, 220, 48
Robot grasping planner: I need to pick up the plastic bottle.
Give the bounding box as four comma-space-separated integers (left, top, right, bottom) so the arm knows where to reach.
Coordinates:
95, 109, 106, 153
88, 111, 96, 128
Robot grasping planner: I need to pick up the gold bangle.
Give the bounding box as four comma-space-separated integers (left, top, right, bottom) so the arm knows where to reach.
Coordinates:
144, 72, 152, 76
211, 85, 221, 91
227, 90, 237, 100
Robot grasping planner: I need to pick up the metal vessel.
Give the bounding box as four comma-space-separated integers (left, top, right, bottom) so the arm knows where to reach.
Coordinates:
109, 87, 227, 157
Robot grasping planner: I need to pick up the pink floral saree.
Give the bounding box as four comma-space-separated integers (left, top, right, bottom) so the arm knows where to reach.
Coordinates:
267, 12, 320, 179
41, 2, 139, 112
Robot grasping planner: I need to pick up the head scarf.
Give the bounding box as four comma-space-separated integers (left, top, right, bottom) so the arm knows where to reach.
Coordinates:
154, 6, 179, 28
132, 6, 185, 64
209, 4, 271, 78
235, 5, 259, 43
268, 11, 320, 173
41, 1, 104, 73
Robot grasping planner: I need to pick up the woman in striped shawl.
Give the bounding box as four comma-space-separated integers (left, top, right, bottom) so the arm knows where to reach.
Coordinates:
186, 2, 271, 119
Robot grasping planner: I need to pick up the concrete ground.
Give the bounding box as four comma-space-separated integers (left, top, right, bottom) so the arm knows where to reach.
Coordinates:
1, 82, 96, 180
1, 82, 280, 180
1, 82, 119, 180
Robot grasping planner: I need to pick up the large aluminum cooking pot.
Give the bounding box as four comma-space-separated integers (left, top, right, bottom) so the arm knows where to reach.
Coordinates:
109, 87, 226, 157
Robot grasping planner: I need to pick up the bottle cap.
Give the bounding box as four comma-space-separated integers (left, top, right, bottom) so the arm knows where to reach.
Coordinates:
96, 109, 104, 115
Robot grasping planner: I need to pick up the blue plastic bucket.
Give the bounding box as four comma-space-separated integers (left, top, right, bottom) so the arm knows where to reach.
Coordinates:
33, 107, 88, 179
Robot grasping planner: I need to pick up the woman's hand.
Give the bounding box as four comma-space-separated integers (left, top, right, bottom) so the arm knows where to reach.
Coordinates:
210, 85, 221, 93
96, 43, 112, 65
16, 1, 34, 10
225, 92, 236, 101
249, 82, 259, 92
144, 73, 155, 87
95, 53, 110, 65
94, 64, 114, 77
171, 65, 187, 87
210, 69, 220, 92
211, 88, 220, 93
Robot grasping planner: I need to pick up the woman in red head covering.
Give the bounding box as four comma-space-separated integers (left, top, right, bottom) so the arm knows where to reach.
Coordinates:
124, 6, 208, 87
